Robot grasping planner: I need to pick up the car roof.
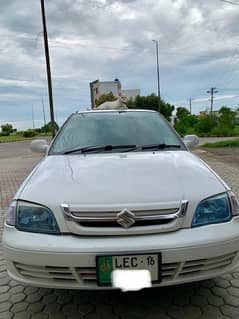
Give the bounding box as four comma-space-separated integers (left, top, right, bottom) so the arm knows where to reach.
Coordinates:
75, 109, 157, 115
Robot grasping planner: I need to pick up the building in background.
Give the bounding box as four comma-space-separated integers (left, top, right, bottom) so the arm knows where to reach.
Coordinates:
90, 79, 140, 108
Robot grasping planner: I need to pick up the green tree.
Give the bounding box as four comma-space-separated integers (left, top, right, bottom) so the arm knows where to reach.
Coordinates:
174, 107, 198, 135
174, 106, 238, 137
160, 102, 175, 121
176, 107, 190, 119
218, 106, 236, 128
41, 121, 59, 133
127, 94, 174, 121
1, 123, 13, 134
210, 107, 237, 136
95, 92, 117, 107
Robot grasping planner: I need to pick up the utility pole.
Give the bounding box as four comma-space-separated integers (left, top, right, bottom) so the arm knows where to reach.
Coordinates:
40, 0, 55, 137
152, 40, 161, 102
207, 88, 218, 114
41, 97, 46, 126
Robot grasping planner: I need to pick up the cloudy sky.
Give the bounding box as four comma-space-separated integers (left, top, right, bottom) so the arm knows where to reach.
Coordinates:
1, 0, 239, 129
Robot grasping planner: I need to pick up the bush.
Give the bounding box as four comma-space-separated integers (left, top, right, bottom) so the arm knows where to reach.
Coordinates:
0, 131, 10, 136
194, 115, 218, 135
174, 106, 239, 137
41, 121, 59, 133
23, 130, 37, 138
233, 126, 239, 136
174, 113, 198, 135
211, 125, 234, 137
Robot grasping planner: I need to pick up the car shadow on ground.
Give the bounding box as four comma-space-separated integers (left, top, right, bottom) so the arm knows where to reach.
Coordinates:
44, 279, 231, 318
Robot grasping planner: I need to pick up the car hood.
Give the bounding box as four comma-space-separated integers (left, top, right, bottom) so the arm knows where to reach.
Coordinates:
17, 151, 226, 210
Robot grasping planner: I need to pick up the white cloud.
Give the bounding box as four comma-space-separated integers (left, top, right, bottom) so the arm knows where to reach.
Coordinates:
1, 0, 239, 129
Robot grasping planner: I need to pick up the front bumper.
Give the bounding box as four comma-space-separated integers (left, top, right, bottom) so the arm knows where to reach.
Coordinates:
3, 218, 239, 290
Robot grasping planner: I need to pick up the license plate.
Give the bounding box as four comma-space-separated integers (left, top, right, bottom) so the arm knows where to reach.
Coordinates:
96, 253, 161, 286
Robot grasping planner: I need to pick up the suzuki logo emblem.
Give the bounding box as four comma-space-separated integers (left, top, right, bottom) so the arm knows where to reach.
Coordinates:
117, 209, 136, 228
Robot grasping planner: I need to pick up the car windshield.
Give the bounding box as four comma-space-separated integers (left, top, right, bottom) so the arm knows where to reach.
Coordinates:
49, 111, 184, 155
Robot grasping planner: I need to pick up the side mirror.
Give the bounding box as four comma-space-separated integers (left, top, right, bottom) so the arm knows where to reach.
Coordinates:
183, 135, 199, 148
30, 139, 48, 154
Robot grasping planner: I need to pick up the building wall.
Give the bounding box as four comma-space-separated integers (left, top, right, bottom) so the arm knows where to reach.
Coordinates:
99, 82, 120, 97
89, 79, 140, 108
90, 79, 122, 108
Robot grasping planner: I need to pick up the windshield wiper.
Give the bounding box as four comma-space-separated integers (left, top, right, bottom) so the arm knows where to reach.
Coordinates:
125, 143, 181, 152
142, 144, 181, 150
64, 144, 137, 154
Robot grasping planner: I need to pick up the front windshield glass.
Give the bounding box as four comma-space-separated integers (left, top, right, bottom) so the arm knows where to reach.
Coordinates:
50, 111, 184, 154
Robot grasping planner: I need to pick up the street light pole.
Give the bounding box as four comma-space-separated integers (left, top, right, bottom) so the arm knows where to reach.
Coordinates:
32, 105, 35, 129
189, 98, 194, 114
152, 40, 161, 101
40, 0, 56, 137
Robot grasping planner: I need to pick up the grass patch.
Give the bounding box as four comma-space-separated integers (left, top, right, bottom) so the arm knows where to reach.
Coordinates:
39, 133, 51, 137
0, 135, 34, 143
0, 133, 51, 143
202, 139, 239, 148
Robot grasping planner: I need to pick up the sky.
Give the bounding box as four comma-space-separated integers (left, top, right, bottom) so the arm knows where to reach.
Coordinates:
1, 0, 239, 130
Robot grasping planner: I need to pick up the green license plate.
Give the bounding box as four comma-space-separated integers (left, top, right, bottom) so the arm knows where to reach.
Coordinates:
96, 253, 161, 286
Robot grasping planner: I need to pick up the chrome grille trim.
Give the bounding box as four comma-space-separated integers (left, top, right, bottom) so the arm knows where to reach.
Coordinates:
61, 200, 188, 224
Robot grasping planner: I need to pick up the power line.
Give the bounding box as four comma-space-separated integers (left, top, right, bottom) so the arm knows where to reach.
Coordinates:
219, 87, 239, 90
219, 0, 239, 5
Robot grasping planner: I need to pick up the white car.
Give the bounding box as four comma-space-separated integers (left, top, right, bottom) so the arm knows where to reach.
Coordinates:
3, 109, 239, 290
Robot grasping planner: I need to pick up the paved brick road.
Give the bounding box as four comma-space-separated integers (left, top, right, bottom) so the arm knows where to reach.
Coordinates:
0, 149, 239, 319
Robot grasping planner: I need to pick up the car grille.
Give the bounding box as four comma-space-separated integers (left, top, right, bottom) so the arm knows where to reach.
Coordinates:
14, 252, 237, 287
66, 208, 179, 227
15, 263, 96, 286
162, 252, 237, 282
61, 201, 188, 236
79, 218, 176, 228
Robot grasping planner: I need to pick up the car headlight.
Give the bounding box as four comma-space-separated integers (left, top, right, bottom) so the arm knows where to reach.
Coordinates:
5, 201, 60, 234
192, 193, 232, 228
